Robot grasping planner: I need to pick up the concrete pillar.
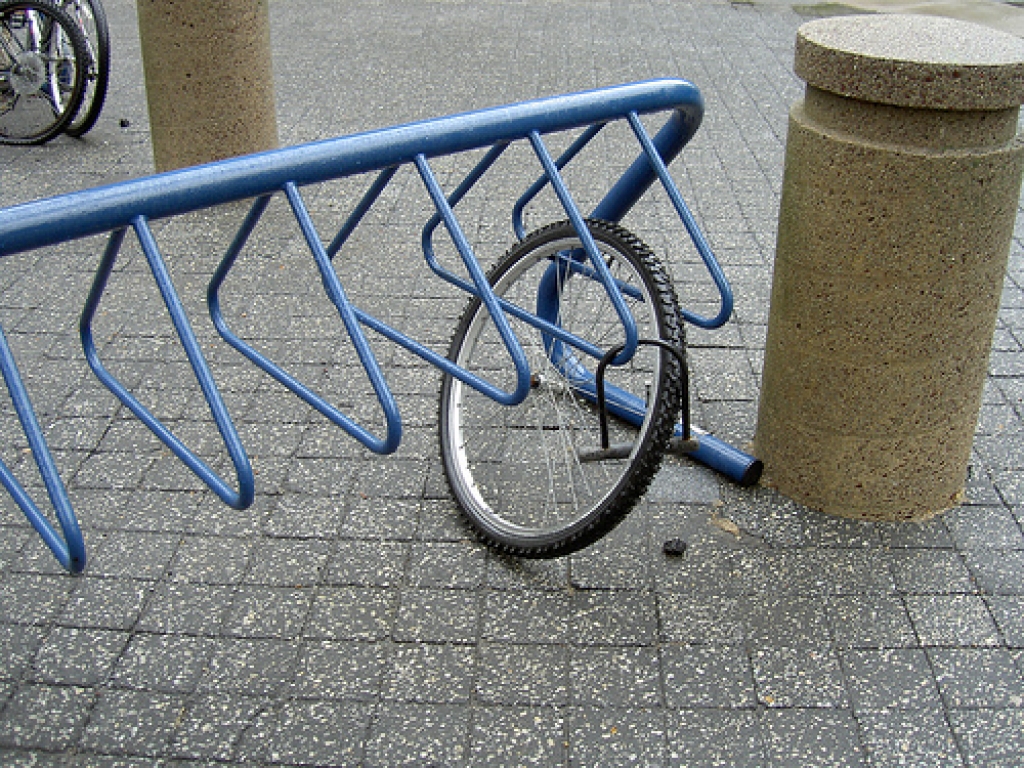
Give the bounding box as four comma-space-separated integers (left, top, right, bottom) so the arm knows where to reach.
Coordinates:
754, 14, 1024, 521
136, 0, 278, 172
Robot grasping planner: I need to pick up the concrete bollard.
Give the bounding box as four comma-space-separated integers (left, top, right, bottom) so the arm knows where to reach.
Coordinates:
136, 0, 279, 172
754, 14, 1024, 521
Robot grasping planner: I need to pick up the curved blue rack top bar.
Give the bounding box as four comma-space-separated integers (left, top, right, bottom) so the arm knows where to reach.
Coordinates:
0, 79, 704, 257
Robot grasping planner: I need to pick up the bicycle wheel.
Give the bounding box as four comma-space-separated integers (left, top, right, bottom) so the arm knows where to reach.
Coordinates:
62, 0, 108, 137
439, 219, 685, 558
0, 0, 87, 145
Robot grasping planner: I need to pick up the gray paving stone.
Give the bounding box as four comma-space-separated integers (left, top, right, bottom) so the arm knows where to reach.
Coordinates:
305, 586, 397, 642
167, 693, 262, 762
222, 585, 314, 640
948, 709, 1024, 768
741, 594, 832, 647
81, 489, 199, 535
659, 592, 746, 644
0, 624, 46, 684
566, 529, 653, 591
339, 497, 420, 541
878, 517, 956, 549
406, 541, 487, 589
79, 688, 185, 757
652, 544, 754, 595
812, 548, 897, 596
750, 644, 848, 709
962, 548, 1024, 595
363, 702, 470, 768
928, 647, 1024, 709
826, 593, 918, 650
197, 638, 300, 697
236, 699, 370, 766
905, 594, 1003, 647
855, 708, 964, 768
111, 633, 215, 693
570, 646, 662, 708
0, 526, 31, 573
571, 589, 658, 646
327, 539, 407, 587
480, 589, 572, 644
83, 530, 181, 581
383, 641, 476, 704
943, 504, 1024, 549
988, 595, 1024, 647
0, 746, 69, 767
135, 581, 234, 635
58, 577, 152, 631
841, 648, 943, 714
168, 536, 251, 584
889, 549, 977, 594
662, 643, 756, 708
568, 706, 669, 767
416, 498, 471, 543
30, 626, 127, 686
475, 642, 570, 707
469, 705, 566, 767
666, 708, 766, 768
645, 458, 721, 504
761, 709, 868, 768
289, 639, 386, 701
242, 537, 330, 586
0, 683, 93, 751
262, 494, 346, 539
394, 588, 479, 644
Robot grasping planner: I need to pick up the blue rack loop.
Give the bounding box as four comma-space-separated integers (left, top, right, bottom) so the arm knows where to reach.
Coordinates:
0, 79, 756, 573
80, 222, 256, 511
0, 325, 86, 573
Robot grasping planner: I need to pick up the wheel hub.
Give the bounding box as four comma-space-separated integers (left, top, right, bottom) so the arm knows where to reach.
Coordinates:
11, 51, 45, 95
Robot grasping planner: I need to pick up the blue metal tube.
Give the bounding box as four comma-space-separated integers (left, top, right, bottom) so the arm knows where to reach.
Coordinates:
284, 182, 403, 453
512, 122, 605, 240
560, 369, 763, 487
685, 426, 763, 487
80, 222, 256, 508
0, 324, 86, 573
526, 101, 754, 482
421, 141, 510, 270
327, 166, 399, 260
527, 130, 639, 365
624, 112, 732, 328
208, 194, 405, 445
589, 107, 700, 223
0, 79, 704, 258
414, 154, 533, 406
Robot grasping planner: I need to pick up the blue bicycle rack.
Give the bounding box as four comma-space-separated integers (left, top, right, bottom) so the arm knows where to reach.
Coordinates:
0, 79, 761, 574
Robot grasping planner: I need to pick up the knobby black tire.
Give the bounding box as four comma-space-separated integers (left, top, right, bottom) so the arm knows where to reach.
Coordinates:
63, 0, 109, 138
0, 0, 87, 144
439, 219, 685, 558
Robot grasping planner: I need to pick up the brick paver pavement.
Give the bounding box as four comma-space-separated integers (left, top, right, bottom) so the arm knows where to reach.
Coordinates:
1, 1, 1023, 765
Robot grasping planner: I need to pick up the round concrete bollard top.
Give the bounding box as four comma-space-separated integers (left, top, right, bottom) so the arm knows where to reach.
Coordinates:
795, 13, 1024, 111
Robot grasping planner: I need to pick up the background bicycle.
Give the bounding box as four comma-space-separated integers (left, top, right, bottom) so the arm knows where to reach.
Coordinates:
0, 0, 108, 144
0, 0, 87, 144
